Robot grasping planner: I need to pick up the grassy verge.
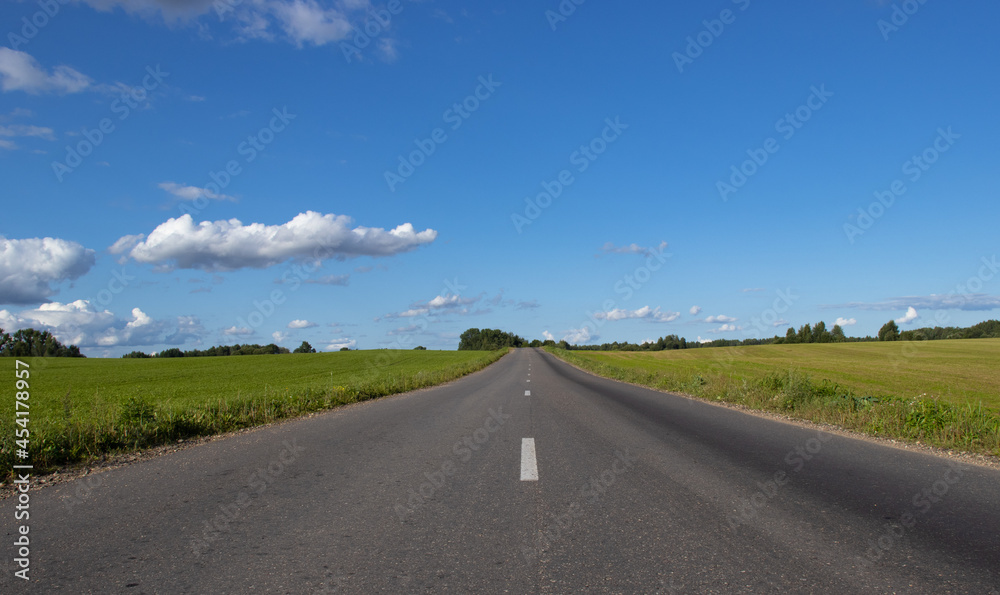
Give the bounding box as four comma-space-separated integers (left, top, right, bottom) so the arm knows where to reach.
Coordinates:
1, 349, 507, 480
547, 343, 1000, 457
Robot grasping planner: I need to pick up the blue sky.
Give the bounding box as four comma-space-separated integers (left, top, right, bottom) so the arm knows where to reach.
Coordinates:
1, 0, 998, 356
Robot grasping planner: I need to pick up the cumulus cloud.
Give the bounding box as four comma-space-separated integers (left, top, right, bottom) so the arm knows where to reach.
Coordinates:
380, 293, 481, 320
562, 327, 595, 344
708, 323, 742, 334
0, 300, 204, 348
599, 240, 669, 257
159, 181, 236, 202
542, 331, 555, 341
287, 319, 317, 329
834, 317, 857, 327
326, 338, 356, 351
593, 306, 680, 323
272, 330, 289, 343
223, 326, 254, 336
109, 212, 437, 271
516, 300, 540, 310
271, 0, 352, 47
704, 315, 737, 323
773, 319, 790, 327
689, 305, 702, 316
0, 237, 96, 304
895, 307, 919, 325
0, 49, 92, 94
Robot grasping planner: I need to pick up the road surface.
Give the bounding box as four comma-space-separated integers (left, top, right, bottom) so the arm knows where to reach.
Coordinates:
2, 348, 998, 593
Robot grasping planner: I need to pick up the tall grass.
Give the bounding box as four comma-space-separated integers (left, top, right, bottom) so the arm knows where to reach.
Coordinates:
0, 349, 507, 480
549, 348, 1000, 457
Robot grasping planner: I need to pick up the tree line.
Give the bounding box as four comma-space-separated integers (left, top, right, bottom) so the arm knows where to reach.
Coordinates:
0, 328, 84, 357
123, 341, 317, 358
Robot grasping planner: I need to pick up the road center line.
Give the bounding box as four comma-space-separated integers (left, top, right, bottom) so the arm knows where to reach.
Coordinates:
521, 438, 538, 481
525, 390, 530, 396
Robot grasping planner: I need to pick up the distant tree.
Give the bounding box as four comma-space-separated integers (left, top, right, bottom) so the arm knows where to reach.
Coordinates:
542, 339, 556, 347
784, 327, 798, 344
339, 347, 351, 351
831, 324, 846, 342
812, 321, 830, 343
458, 328, 525, 350
529, 339, 543, 348
413, 345, 427, 350
878, 320, 900, 341
797, 323, 813, 344
293, 341, 316, 354
122, 351, 151, 358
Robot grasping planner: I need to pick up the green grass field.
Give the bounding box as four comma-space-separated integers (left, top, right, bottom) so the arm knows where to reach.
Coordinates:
549, 339, 1000, 457
1, 349, 506, 480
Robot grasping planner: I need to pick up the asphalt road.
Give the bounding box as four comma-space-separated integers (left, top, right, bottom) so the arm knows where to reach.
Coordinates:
2, 348, 999, 594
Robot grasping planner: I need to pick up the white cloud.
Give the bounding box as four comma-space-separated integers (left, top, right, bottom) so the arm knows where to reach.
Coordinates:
0, 124, 56, 144
76, 0, 379, 50
0, 300, 204, 348
829, 293, 1000, 312
834, 317, 857, 327
326, 338, 356, 351
0, 49, 91, 94
109, 211, 437, 271
695, 336, 713, 344
600, 240, 669, 257
562, 327, 594, 344
223, 326, 254, 336
689, 305, 702, 316
0, 237, 96, 304
287, 319, 317, 329
303, 274, 350, 286
272, 0, 353, 47
159, 181, 236, 202
593, 306, 680, 323
773, 319, 790, 327
380, 293, 480, 320
542, 330, 555, 341
705, 315, 737, 323
896, 307, 919, 325
708, 323, 742, 334
272, 330, 289, 343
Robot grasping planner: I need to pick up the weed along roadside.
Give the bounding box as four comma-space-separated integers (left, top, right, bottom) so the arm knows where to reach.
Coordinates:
546, 346, 1000, 459
0, 349, 509, 484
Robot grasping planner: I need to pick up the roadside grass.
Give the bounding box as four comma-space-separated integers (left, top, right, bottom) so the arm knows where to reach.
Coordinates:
1, 349, 507, 480
547, 340, 1000, 457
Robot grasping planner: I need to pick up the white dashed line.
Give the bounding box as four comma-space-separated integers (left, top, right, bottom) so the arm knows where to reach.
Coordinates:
524, 390, 530, 396
521, 438, 538, 481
